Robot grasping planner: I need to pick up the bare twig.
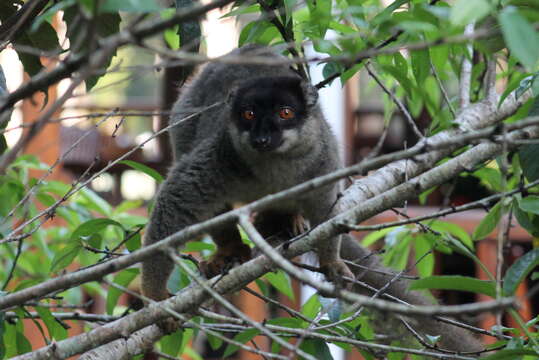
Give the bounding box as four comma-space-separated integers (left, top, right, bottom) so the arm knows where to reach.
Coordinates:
171, 252, 318, 360
365, 62, 423, 139
0, 102, 221, 244
430, 61, 457, 118
1, 109, 118, 224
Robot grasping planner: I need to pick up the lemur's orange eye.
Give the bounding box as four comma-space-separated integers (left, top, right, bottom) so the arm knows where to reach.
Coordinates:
279, 107, 295, 119
242, 110, 255, 120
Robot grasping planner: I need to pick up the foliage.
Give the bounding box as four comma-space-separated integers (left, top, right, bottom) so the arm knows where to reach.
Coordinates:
0, 0, 539, 359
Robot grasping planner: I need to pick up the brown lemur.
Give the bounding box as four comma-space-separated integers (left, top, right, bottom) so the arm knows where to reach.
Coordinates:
140, 45, 484, 353
141, 44, 354, 303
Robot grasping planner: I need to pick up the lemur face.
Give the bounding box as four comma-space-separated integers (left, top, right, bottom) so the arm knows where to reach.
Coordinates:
229, 76, 311, 153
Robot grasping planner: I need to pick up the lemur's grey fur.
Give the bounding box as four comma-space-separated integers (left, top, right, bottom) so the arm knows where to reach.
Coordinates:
141, 45, 351, 301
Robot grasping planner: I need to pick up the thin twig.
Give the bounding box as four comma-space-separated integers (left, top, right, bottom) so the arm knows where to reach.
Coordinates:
430, 61, 457, 118
171, 252, 318, 360
365, 62, 423, 139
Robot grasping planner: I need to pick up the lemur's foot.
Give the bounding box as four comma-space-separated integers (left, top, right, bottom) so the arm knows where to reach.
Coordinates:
320, 259, 354, 291
157, 317, 180, 335
200, 243, 252, 278
291, 214, 308, 236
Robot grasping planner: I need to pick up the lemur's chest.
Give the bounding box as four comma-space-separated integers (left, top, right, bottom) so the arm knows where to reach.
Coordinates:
227, 160, 312, 210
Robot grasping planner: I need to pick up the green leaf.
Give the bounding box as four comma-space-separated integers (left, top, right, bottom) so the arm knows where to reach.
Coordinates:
10, 309, 32, 356
472, 201, 502, 240
71, 218, 124, 242
515, 75, 538, 101
30, 0, 77, 32
419, 186, 436, 205
306, 0, 332, 38
15, 330, 32, 355
50, 241, 82, 272
414, 235, 434, 278
372, 0, 408, 26
164, 26, 180, 50
238, 20, 278, 46
221, 3, 260, 18
429, 220, 473, 249
519, 195, 539, 215
411, 50, 430, 85
393, 52, 408, 75
40, 180, 71, 196
206, 330, 223, 351
125, 230, 141, 252
100, 0, 163, 12
160, 329, 184, 356
36, 193, 56, 207
410, 275, 496, 297
519, 144, 539, 182
120, 160, 164, 183
63, 5, 121, 91
77, 188, 113, 216
114, 200, 143, 214
512, 198, 539, 236
525, 316, 539, 328
429, 41, 449, 73
362, 226, 399, 247
283, 0, 297, 23
499, 6, 539, 70
183, 241, 215, 252
223, 328, 259, 358
380, 64, 415, 96
384, 231, 411, 270
499, 73, 530, 107
299, 339, 333, 360
266, 317, 303, 328
3, 323, 16, 357
254, 279, 270, 297
106, 268, 139, 314
503, 248, 539, 296
301, 293, 321, 319
340, 62, 364, 85
264, 270, 295, 300
328, 22, 356, 36
473, 167, 503, 192
14, 21, 60, 77
450, 0, 491, 26
35, 306, 68, 340
322, 62, 345, 82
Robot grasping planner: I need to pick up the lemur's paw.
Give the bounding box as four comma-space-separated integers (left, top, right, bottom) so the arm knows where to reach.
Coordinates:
291, 214, 308, 236
200, 244, 252, 278
320, 259, 354, 291
157, 317, 180, 335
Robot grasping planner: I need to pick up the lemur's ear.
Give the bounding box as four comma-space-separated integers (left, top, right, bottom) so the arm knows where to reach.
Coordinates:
300, 81, 319, 108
